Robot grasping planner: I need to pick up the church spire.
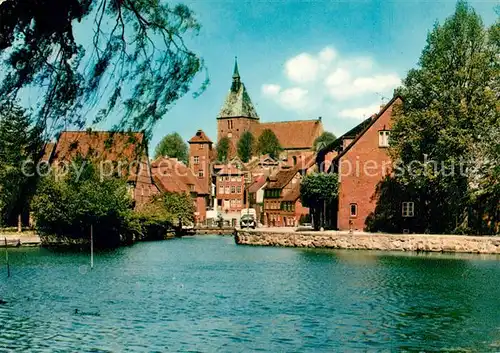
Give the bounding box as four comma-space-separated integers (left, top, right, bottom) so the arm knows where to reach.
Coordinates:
231, 56, 241, 92
232, 56, 240, 79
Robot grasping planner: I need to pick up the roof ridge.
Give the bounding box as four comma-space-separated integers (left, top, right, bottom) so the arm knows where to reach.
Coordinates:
333, 95, 402, 162
259, 118, 321, 124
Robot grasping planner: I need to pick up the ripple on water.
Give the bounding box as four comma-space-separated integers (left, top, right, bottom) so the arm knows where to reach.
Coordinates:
1, 239, 500, 352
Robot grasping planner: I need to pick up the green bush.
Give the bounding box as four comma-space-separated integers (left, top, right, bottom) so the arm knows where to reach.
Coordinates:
31, 160, 139, 248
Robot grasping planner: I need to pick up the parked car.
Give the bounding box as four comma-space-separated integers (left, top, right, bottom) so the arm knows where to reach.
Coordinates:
240, 214, 256, 229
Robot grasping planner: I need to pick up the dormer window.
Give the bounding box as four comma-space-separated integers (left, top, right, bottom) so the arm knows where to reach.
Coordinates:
379, 130, 390, 147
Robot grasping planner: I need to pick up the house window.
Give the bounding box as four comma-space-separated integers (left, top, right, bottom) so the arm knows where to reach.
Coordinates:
189, 184, 195, 192
219, 177, 223, 182
236, 186, 241, 193
231, 186, 235, 194
219, 186, 224, 194
292, 156, 297, 165
402, 202, 415, 217
379, 130, 390, 147
231, 176, 236, 182
350, 203, 358, 217
225, 186, 230, 194
200, 144, 204, 150
198, 170, 204, 178
193, 156, 199, 164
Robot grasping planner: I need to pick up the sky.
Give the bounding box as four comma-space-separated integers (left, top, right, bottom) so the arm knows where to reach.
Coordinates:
145, 0, 498, 151
14, 0, 498, 150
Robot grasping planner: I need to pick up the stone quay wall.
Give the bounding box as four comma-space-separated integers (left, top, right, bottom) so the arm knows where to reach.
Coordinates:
235, 229, 500, 254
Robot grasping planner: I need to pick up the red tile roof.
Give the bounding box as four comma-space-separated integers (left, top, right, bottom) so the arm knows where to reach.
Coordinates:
151, 157, 209, 195
217, 165, 245, 176
247, 175, 267, 193
188, 129, 213, 144
266, 167, 298, 189
41, 142, 55, 162
250, 119, 323, 150
282, 183, 301, 202
53, 131, 146, 163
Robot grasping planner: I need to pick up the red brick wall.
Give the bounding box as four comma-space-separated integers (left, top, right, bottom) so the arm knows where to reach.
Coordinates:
133, 158, 159, 208
189, 142, 212, 194
337, 99, 401, 230
195, 195, 207, 222
217, 117, 259, 158
216, 175, 245, 212
294, 199, 309, 223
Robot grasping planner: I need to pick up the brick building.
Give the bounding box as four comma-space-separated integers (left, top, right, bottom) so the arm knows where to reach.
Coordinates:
216, 165, 247, 213
262, 156, 315, 227
187, 129, 214, 207
50, 130, 158, 208
151, 157, 209, 222
319, 96, 402, 231
216, 59, 323, 162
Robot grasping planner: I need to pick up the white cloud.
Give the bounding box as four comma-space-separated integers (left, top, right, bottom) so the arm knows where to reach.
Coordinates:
284, 53, 319, 83
328, 74, 400, 100
261, 84, 281, 96
318, 47, 337, 64
325, 68, 350, 87
353, 74, 400, 93
262, 45, 401, 126
278, 87, 309, 110
339, 104, 381, 119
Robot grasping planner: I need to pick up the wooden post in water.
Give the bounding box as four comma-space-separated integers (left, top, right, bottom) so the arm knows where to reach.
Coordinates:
90, 224, 94, 270
4, 237, 10, 277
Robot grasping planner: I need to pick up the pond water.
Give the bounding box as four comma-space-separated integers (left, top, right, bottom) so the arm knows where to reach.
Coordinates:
1, 235, 500, 352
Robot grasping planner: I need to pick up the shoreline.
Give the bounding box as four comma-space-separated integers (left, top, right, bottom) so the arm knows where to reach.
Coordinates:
234, 229, 500, 255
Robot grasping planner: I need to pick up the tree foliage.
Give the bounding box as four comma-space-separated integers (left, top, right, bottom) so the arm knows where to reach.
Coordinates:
134, 191, 195, 238
313, 131, 336, 152
0, 0, 206, 137
372, 1, 499, 234
216, 136, 230, 162
0, 104, 42, 226
154, 132, 188, 162
31, 159, 139, 247
257, 129, 282, 159
237, 131, 255, 163
300, 172, 338, 230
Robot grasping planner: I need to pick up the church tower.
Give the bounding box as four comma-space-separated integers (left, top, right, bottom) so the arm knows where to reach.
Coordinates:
217, 58, 260, 158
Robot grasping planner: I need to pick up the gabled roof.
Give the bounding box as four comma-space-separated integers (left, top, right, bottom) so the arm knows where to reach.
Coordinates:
266, 167, 299, 189
282, 183, 301, 202
188, 129, 212, 144
333, 96, 402, 162
53, 131, 146, 163
151, 157, 209, 195
251, 119, 323, 150
247, 175, 267, 193
217, 164, 245, 176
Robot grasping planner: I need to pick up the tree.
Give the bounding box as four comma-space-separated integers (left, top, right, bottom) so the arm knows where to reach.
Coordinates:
257, 129, 282, 159
300, 173, 338, 230
0, 103, 42, 226
313, 131, 336, 152
237, 131, 255, 163
31, 159, 138, 247
154, 132, 188, 163
217, 137, 230, 162
0, 0, 206, 137
380, 0, 499, 234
